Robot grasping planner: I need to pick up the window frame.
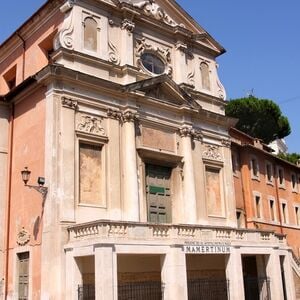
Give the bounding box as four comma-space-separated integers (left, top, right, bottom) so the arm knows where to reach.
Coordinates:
250, 155, 260, 180
294, 205, 300, 226
291, 172, 298, 192
265, 161, 274, 185
253, 191, 263, 220
277, 166, 285, 188
268, 196, 277, 222
81, 11, 101, 55
140, 52, 165, 75
75, 131, 108, 208
280, 199, 289, 224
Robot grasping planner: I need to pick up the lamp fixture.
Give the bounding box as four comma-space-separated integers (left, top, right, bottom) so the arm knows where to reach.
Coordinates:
21, 167, 48, 197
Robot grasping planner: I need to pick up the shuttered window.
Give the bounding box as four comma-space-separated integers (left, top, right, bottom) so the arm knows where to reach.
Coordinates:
18, 252, 29, 300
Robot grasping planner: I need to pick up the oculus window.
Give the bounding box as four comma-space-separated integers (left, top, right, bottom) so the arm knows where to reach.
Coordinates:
141, 53, 165, 75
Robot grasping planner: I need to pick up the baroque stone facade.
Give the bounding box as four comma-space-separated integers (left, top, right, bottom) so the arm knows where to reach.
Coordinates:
0, 0, 297, 299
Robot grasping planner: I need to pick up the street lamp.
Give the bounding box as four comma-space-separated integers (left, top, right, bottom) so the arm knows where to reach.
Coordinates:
21, 167, 48, 197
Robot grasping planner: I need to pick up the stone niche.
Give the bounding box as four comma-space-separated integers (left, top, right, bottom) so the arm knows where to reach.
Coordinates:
141, 125, 175, 152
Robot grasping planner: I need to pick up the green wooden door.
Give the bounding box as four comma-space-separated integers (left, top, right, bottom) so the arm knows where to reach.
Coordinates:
146, 164, 172, 223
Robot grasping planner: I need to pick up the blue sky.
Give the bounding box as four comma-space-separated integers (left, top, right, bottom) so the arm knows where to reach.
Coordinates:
0, 0, 299, 152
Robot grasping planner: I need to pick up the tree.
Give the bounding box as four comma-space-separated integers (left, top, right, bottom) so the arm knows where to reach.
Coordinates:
225, 96, 291, 144
278, 152, 300, 165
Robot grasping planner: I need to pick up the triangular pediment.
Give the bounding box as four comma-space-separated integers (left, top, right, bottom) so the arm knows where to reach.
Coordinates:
116, 0, 224, 54
124, 75, 200, 109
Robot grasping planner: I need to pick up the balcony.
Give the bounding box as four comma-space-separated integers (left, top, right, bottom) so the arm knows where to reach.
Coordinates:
67, 220, 286, 248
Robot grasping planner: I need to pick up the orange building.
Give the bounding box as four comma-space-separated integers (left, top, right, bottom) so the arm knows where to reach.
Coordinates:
231, 127, 300, 296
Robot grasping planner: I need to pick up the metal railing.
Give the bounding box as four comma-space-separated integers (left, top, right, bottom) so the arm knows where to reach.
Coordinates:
78, 284, 95, 300
244, 277, 271, 300
187, 278, 229, 300
78, 281, 163, 300
118, 281, 163, 300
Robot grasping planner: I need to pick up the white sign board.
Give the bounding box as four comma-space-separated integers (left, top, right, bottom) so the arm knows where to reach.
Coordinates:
184, 242, 231, 254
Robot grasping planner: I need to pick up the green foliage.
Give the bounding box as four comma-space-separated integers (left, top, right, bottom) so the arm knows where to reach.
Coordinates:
278, 152, 300, 165
225, 96, 291, 144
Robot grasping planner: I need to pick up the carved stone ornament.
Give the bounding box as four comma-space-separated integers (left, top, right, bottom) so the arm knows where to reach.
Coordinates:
17, 228, 30, 246
179, 126, 202, 141
179, 126, 194, 138
216, 64, 227, 100
107, 109, 123, 121
77, 114, 106, 136
221, 139, 231, 148
61, 97, 78, 110
122, 111, 139, 123
136, 38, 172, 76
54, 7, 74, 50
203, 145, 222, 161
121, 19, 135, 33
108, 41, 121, 65
187, 69, 195, 87
120, 0, 180, 27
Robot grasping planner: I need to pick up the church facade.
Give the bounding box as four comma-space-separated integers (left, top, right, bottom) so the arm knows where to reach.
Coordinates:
0, 0, 297, 299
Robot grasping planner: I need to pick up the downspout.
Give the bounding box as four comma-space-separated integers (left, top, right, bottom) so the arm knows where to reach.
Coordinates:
274, 166, 284, 235
4, 102, 14, 300
16, 32, 25, 81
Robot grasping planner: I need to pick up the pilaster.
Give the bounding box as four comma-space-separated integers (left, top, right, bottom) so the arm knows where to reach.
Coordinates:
121, 110, 140, 222
266, 251, 284, 300
95, 246, 115, 300
225, 247, 245, 300
179, 126, 197, 224
161, 246, 188, 300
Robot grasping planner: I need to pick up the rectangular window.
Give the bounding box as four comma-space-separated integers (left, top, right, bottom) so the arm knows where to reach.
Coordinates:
250, 157, 259, 179
269, 199, 276, 221
255, 195, 261, 219
282, 203, 287, 224
231, 152, 239, 176
278, 167, 285, 187
265, 162, 273, 183
18, 252, 29, 300
236, 210, 244, 228
79, 142, 102, 205
291, 173, 297, 191
295, 207, 300, 226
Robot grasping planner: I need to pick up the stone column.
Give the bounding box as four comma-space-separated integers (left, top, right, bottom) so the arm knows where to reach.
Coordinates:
225, 247, 245, 300
95, 246, 115, 300
122, 111, 139, 221
265, 252, 284, 300
161, 246, 188, 300
179, 126, 197, 224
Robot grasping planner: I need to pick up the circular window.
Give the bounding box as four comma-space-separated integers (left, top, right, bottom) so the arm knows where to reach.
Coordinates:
141, 53, 165, 74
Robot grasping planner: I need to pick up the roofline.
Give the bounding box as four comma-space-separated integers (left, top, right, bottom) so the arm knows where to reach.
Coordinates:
0, 0, 64, 50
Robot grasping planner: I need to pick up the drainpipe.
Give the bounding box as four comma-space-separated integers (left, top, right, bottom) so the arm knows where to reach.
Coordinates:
274, 165, 284, 235
4, 102, 14, 300
16, 32, 25, 81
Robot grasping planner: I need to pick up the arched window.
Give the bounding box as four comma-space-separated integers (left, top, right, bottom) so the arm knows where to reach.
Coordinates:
84, 17, 97, 52
200, 62, 210, 90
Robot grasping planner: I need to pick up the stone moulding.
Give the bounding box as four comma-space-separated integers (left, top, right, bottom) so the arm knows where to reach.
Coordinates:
61, 97, 78, 110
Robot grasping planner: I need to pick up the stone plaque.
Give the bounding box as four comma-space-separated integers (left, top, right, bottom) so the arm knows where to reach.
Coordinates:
142, 127, 175, 152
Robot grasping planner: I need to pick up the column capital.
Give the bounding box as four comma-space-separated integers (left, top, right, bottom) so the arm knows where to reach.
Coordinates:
107, 108, 123, 121
179, 126, 203, 140
122, 110, 139, 123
